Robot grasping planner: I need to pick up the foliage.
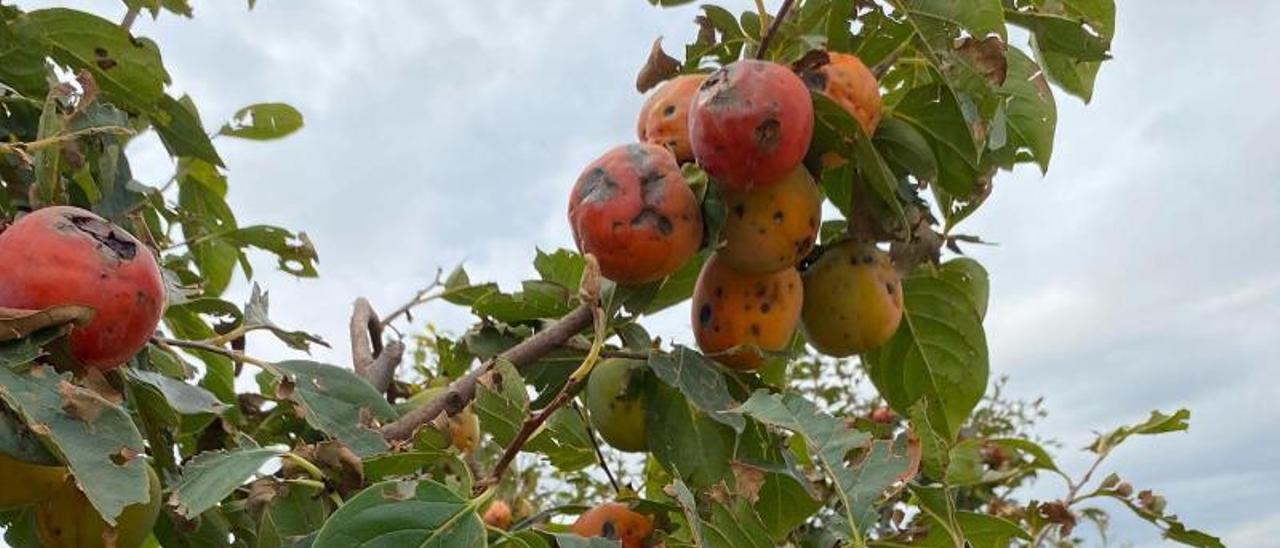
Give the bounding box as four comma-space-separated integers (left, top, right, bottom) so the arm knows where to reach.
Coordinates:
0, 1, 1221, 548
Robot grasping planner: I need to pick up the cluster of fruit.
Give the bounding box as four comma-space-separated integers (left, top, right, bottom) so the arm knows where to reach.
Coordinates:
0, 208, 166, 546
565, 52, 901, 546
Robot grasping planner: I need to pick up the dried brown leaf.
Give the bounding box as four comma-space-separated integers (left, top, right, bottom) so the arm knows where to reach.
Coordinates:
0, 305, 95, 342
636, 38, 681, 94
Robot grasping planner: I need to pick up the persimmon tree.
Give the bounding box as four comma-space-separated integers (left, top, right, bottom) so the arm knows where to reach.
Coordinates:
0, 1, 1223, 547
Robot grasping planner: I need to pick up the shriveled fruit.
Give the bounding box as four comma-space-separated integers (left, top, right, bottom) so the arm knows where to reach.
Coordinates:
720, 165, 822, 273
689, 60, 814, 191
0, 452, 67, 510
450, 406, 481, 453
801, 242, 903, 356
0, 207, 164, 370
801, 51, 882, 136
692, 252, 802, 370
571, 502, 653, 548
483, 500, 513, 530
568, 144, 703, 284
35, 465, 161, 548
402, 388, 481, 453
585, 358, 648, 452
637, 74, 706, 163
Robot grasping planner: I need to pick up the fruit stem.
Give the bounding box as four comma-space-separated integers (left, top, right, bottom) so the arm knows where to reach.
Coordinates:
755, 0, 796, 60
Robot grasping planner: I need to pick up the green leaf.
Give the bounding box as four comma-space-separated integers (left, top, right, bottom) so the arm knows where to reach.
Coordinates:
754, 470, 821, 540
646, 381, 734, 490
155, 508, 233, 548
533, 248, 585, 290
621, 250, 707, 316
311, 480, 486, 547
362, 451, 470, 485
894, 84, 981, 196
736, 391, 914, 543
474, 361, 594, 471
874, 115, 937, 182
177, 160, 239, 296
0, 364, 149, 525
811, 93, 905, 220
909, 483, 963, 548
153, 94, 225, 167
472, 281, 576, 323
995, 47, 1057, 172
864, 274, 988, 440
944, 438, 984, 486
1089, 409, 1191, 454
704, 497, 773, 548
1004, 11, 1109, 62
18, 8, 170, 113
267, 360, 398, 457
646, 347, 745, 432
987, 437, 1060, 474
243, 284, 327, 351
1023, 0, 1115, 102
168, 447, 284, 519
0, 404, 58, 464
257, 482, 331, 548
937, 257, 989, 320
163, 304, 236, 403
667, 476, 706, 545
900, 0, 1007, 40
0, 16, 50, 98
219, 102, 303, 140
913, 508, 1029, 547
907, 399, 949, 481
224, 225, 320, 278
126, 369, 226, 415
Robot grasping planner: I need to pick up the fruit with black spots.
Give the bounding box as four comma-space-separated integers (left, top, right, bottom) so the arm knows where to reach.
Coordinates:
692, 252, 802, 370
568, 144, 703, 284
637, 74, 706, 163
801, 242, 903, 356
571, 502, 653, 548
585, 358, 648, 452
720, 165, 822, 273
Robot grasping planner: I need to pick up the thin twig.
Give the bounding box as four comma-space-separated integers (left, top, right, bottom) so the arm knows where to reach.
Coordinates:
380, 304, 596, 442
120, 6, 140, 31
561, 340, 650, 361
379, 271, 445, 328
477, 278, 606, 494
574, 401, 620, 494
153, 336, 271, 368
755, 0, 796, 60
0, 126, 134, 156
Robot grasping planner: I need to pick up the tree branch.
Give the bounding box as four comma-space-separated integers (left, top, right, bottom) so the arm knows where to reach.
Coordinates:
365, 340, 404, 395
153, 336, 271, 368
755, 0, 796, 60
575, 401, 620, 494
380, 304, 596, 442
120, 7, 140, 31
349, 297, 382, 378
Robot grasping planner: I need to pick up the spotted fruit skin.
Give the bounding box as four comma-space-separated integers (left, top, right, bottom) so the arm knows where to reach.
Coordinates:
637, 74, 706, 163
720, 166, 822, 273
450, 406, 481, 453
0, 207, 165, 370
483, 500, 513, 530
568, 144, 703, 284
801, 242, 903, 356
585, 358, 648, 452
692, 252, 803, 370
689, 60, 814, 191
571, 503, 653, 548
0, 453, 67, 510
34, 465, 161, 548
802, 51, 882, 136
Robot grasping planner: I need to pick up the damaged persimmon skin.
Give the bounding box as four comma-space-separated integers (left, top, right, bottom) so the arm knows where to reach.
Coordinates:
637, 74, 706, 163
720, 165, 822, 273
0, 207, 164, 370
571, 502, 654, 548
801, 241, 903, 356
689, 59, 814, 191
801, 52, 883, 137
691, 252, 803, 370
568, 143, 703, 284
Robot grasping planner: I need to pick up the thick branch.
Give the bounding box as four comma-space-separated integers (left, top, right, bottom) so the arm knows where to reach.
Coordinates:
380, 304, 595, 441
349, 298, 382, 377
365, 340, 404, 394
755, 0, 796, 60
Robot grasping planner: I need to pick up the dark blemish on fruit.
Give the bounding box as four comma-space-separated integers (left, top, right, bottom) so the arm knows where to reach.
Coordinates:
754, 118, 781, 151
757, 227, 767, 235
761, 302, 771, 313
862, 255, 874, 264
734, 204, 745, 218
750, 324, 761, 336
578, 168, 619, 203
699, 304, 713, 325
802, 69, 828, 91
639, 170, 666, 206
662, 104, 677, 117
754, 282, 767, 297
602, 520, 618, 539
714, 286, 723, 298
773, 210, 784, 224
631, 209, 674, 235
808, 217, 817, 229
886, 283, 896, 295
849, 256, 858, 265
70, 215, 137, 259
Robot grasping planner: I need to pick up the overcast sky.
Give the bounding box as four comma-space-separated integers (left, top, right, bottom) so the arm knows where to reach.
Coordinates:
10, 1, 1279, 546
